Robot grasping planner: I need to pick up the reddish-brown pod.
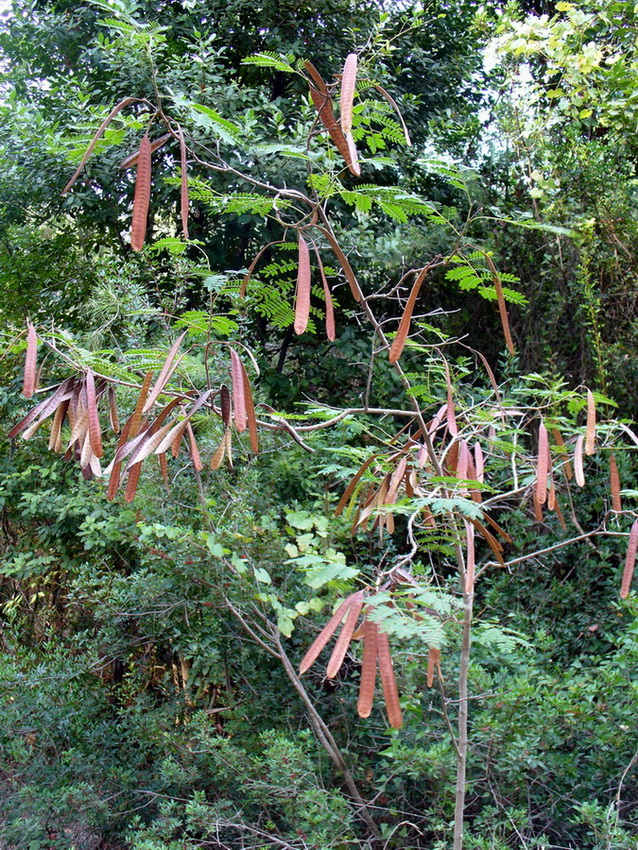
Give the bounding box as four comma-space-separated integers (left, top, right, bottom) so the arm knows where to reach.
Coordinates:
621, 518, 638, 599
536, 421, 550, 505
585, 389, 596, 456
294, 234, 311, 335
609, 453, 622, 512
23, 323, 38, 399
340, 53, 357, 134
131, 133, 152, 252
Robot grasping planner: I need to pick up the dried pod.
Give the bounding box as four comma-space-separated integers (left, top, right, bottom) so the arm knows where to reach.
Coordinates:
130, 133, 152, 252
620, 518, 638, 599
340, 53, 357, 134
23, 323, 38, 399
388, 267, 428, 364
585, 389, 596, 456
294, 234, 311, 336
536, 421, 549, 506
610, 453, 622, 512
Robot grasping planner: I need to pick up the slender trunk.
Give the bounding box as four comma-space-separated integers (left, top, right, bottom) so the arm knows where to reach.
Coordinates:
453, 595, 473, 850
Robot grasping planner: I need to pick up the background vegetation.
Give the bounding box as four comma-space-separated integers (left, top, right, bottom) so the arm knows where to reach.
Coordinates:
0, 0, 637, 849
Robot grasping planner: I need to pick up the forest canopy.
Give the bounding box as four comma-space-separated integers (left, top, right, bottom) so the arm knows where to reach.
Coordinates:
0, 1, 637, 849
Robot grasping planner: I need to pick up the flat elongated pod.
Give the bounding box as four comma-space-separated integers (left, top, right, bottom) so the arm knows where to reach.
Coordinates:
314, 246, 335, 341
585, 389, 596, 456
299, 592, 362, 674
536, 421, 549, 506
388, 267, 428, 363
340, 53, 357, 134
85, 371, 103, 458
230, 350, 247, 432
574, 434, 585, 487
427, 647, 441, 688
294, 234, 312, 336
335, 454, 377, 516
326, 594, 364, 678
177, 125, 189, 239
131, 133, 152, 252
23, 323, 38, 398
464, 520, 475, 595
377, 628, 402, 729
357, 617, 377, 718
610, 453, 622, 512
143, 332, 187, 413
621, 519, 638, 598
305, 61, 360, 176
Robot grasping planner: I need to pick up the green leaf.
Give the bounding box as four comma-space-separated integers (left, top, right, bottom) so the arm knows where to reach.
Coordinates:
254, 567, 272, 584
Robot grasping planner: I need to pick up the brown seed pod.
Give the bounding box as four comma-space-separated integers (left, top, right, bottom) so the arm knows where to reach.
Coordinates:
294, 234, 311, 336
23, 323, 38, 399
621, 518, 638, 599
131, 133, 152, 252
388, 267, 428, 364
340, 53, 357, 135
